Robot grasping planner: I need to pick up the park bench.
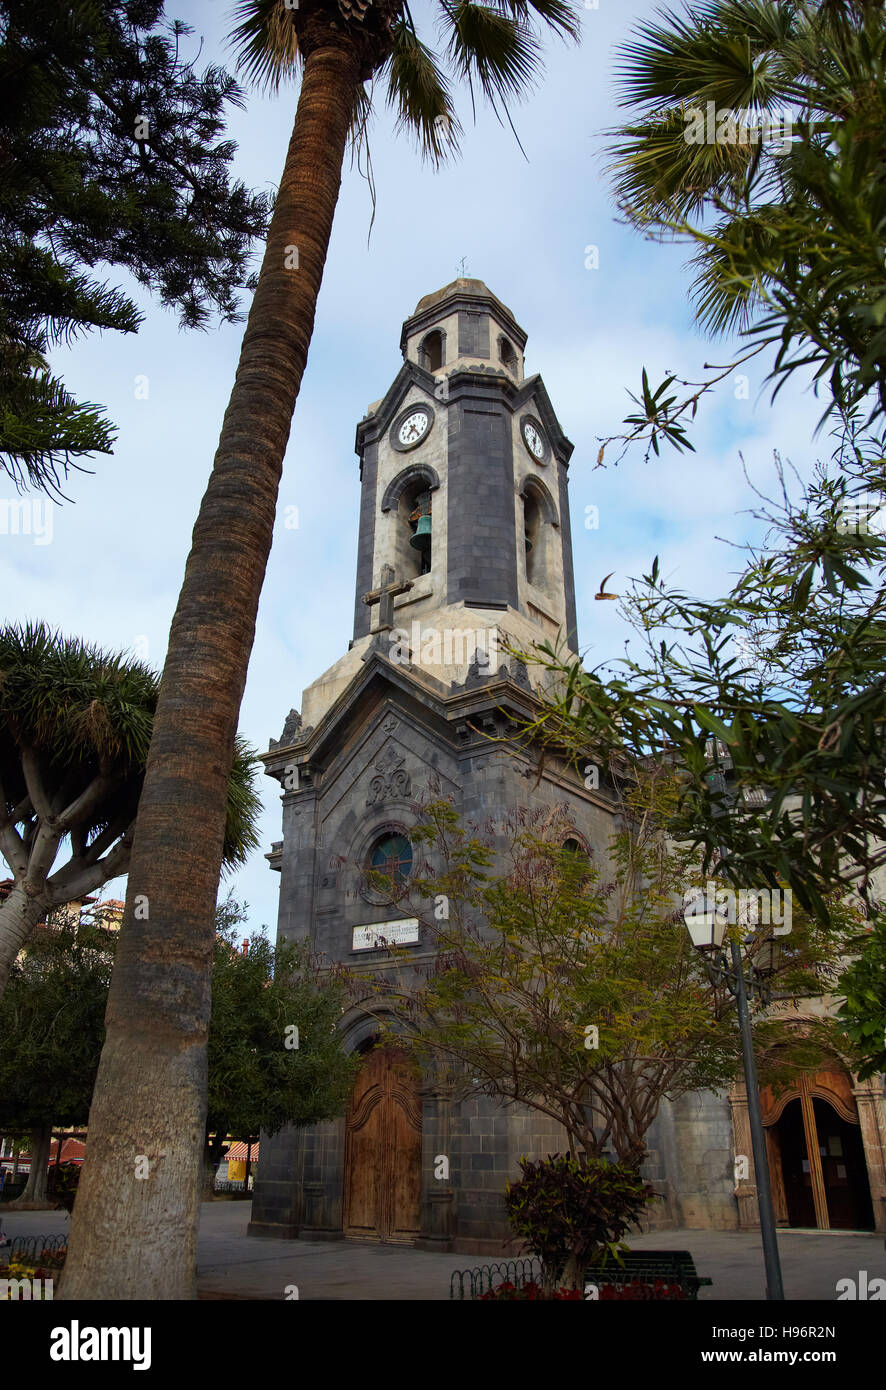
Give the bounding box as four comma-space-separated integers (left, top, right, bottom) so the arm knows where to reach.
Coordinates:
585, 1249, 712, 1300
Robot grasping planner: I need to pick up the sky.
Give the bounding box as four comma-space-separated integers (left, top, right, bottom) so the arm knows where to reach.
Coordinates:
6, 0, 832, 937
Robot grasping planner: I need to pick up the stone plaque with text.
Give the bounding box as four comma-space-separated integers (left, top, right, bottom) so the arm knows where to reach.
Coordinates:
352, 918, 420, 951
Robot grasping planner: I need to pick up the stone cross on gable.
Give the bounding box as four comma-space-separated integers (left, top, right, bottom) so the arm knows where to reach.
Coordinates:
361, 565, 413, 631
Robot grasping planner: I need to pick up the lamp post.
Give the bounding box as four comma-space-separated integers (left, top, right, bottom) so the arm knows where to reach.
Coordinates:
683, 890, 785, 1301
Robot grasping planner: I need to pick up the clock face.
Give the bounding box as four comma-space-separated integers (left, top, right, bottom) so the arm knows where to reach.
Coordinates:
523, 419, 545, 460
397, 410, 430, 447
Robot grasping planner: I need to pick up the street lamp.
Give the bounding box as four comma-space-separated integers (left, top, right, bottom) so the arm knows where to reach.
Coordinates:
683, 888, 728, 952
683, 888, 785, 1301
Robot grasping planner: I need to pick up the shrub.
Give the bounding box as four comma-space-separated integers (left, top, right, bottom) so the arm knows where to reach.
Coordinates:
503, 1154, 657, 1295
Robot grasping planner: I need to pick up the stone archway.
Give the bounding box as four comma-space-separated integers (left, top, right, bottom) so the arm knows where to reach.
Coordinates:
730, 1060, 886, 1233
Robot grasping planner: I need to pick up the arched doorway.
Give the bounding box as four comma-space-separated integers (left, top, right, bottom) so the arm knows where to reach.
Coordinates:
343, 1043, 422, 1244
762, 1070, 875, 1231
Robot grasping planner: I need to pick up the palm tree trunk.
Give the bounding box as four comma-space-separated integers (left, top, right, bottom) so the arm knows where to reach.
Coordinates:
0, 884, 48, 997
59, 30, 363, 1301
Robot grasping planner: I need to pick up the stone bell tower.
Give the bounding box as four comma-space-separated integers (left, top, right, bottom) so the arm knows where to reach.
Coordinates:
351, 276, 579, 662
249, 279, 617, 1253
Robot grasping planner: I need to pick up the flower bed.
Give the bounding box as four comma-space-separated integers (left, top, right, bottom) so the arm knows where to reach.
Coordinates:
1, 1261, 58, 1298
481, 1277, 686, 1301
481, 1280, 581, 1301
1, 1236, 67, 1269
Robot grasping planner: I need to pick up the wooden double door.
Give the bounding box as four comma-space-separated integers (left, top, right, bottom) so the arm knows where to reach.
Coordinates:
763, 1070, 874, 1231
343, 1045, 423, 1244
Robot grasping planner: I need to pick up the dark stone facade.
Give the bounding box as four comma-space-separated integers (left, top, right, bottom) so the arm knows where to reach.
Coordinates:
445, 371, 518, 610
249, 652, 620, 1250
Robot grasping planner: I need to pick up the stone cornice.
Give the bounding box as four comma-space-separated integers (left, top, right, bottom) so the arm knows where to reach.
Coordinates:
259, 651, 617, 815
260, 650, 538, 776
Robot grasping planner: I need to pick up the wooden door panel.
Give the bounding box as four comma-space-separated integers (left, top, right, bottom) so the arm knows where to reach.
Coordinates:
343, 1087, 385, 1240
344, 1046, 422, 1244
765, 1124, 789, 1225
388, 1080, 422, 1242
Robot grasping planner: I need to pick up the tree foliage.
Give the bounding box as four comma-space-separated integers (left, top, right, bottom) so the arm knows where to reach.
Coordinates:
523, 430, 886, 923
520, 1, 886, 1018
0, 907, 116, 1132
0, 623, 261, 996
838, 912, 886, 1080
602, 0, 886, 458
0, 897, 358, 1174
0, 0, 271, 492
206, 897, 359, 1164
359, 790, 853, 1165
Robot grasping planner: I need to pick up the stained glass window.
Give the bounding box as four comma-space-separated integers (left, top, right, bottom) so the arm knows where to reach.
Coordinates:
369, 833, 413, 886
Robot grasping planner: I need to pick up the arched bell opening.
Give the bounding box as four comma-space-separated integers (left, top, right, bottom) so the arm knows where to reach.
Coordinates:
403, 485, 432, 577
520, 477, 557, 595
498, 335, 519, 376
390, 478, 433, 580
420, 329, 445, 372
523, 492, 540, 585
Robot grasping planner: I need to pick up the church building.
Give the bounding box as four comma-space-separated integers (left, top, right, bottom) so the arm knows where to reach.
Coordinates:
249, 279, 886, 1253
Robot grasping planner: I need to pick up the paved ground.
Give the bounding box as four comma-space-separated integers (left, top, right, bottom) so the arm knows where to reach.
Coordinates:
2, 1200, 883, 1300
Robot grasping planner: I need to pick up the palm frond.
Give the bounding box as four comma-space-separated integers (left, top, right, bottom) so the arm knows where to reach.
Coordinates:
440, 0, 543, 109
607, 106, 755, 224
615, 1, 799, 112
687, 208, 785, 334
227, 0, 302, 91
223, 736, 263, 869
384, 20, 462, 163
489, 0, 580, 43
607, 0, 817, 224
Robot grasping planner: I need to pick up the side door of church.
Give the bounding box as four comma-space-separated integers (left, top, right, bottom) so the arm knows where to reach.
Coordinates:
343, 1045, 423, 1244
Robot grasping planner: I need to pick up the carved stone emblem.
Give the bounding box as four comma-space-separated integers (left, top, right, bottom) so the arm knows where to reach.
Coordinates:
366, 744, 411, 806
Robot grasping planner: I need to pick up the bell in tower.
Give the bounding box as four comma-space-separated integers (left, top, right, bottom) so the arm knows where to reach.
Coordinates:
408, 490, 432, 573
249, 280, 614, 1254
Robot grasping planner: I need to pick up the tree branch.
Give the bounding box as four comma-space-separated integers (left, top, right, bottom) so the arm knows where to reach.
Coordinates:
46, 827, 133, 905
20, 747, 54, 823
25, 821, 63, 887
0, 773, 29, 877
57, 771, 121, 834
